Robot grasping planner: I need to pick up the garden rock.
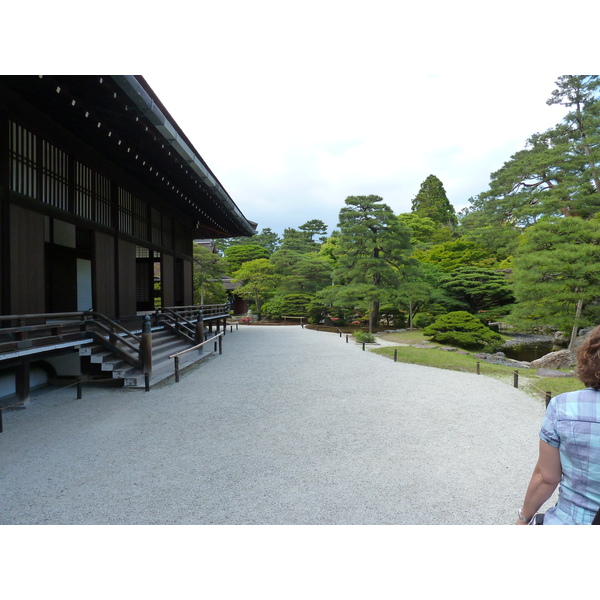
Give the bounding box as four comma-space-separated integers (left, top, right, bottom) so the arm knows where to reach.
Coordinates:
474, 352, 531, 368
530, 349, 575, 370
536, 368, 575, 378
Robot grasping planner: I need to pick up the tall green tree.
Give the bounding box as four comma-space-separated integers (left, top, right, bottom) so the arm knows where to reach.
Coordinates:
298, 219, 328, 247
192, 245, 229, 304
332, 195, 413, 330
231, 258, 279, 320
475, 76, 600, 226
216, 228, 281, 254
509, 216, 600, 347
280, 228, 314, 253
411, 175, 457, 226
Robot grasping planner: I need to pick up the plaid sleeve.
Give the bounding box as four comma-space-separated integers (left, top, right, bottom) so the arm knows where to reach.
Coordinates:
539, 396, 560, 448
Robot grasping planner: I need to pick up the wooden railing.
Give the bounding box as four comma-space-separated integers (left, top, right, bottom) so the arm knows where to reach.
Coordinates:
156, 304, 229, 345
0, 311, 148, 370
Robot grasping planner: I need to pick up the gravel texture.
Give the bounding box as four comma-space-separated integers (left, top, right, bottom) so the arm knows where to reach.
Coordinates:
0, 325, 554, 525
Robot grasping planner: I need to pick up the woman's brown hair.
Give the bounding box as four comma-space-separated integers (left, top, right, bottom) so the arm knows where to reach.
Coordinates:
576, 325, 600, 390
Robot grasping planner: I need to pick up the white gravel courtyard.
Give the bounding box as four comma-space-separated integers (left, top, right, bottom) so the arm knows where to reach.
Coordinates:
0, 325, 550, 525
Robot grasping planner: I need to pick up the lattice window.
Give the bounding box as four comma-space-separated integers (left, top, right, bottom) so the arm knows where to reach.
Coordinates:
118, 187, 134, 235
8, 121, 37, 198
41, 140, 69, 210
133, 195, 147, 241
95, 172, 111, 227
151, 207, 162, 246
75, 162, 93, 220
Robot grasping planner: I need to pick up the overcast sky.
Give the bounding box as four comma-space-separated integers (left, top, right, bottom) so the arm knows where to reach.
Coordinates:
7, 1, 595, 237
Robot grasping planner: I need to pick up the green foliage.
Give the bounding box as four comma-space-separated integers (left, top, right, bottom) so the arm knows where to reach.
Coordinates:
411, 174, 458, 226
193, 245, 228, 304
305, 297, 329, 324
379, 304, 406, 328
298, 219, 328, 246
261, 294, 314, 319
224, 244, 270, 273
397, 213, 453, 247
437, 266, 514, 313
413, 312, 438, 328
271, 250, 333, 294
353, 331, 376, 343
232, 258, 280, 319
423, 311, 504, 351
413, 240, 492, 271
333, 194, 414, 330
473, 76, 600, 226
281, 293, 314, 317
216, 228, 281, 254
508, 216, 600, 335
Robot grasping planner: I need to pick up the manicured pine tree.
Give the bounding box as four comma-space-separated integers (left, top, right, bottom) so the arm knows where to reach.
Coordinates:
334, 195, 413, 331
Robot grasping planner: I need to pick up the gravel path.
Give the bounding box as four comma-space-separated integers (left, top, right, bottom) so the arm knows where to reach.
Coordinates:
0, 325, 552, 525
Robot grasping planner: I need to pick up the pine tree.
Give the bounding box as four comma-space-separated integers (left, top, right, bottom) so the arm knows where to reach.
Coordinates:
509, 217, 600, 347
333, 195, 413, 331
411, 175, 457, 226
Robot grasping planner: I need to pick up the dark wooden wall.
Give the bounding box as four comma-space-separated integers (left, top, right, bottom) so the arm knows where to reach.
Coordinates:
94, 231, 116, 317
10, 204, 45, 314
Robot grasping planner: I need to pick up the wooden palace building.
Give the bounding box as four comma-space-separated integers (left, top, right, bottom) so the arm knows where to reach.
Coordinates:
0, 75, 255, 406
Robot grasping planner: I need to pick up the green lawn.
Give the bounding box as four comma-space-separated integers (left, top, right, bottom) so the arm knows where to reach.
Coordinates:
373, 331, 584, 403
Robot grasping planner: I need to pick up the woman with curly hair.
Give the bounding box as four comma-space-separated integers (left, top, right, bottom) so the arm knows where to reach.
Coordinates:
516, 325, 600, 525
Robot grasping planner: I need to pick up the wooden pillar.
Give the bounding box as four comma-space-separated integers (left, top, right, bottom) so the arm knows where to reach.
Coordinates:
0, 111, 10, 315
140, 314, 152, 376
15, 359, 31, 406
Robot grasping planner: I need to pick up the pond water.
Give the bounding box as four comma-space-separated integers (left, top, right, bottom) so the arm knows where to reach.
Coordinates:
502, 341, 557, 362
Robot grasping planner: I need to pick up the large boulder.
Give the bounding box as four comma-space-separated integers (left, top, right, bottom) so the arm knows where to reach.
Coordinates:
530, 349, 575, 370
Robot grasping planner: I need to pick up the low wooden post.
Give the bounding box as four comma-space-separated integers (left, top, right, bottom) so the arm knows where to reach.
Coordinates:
476, 361, 480, 375
545, 392, 552, 407
145, 373, 150, 392
174, 356, 180, 383
346, 335, 349, 343
394, 349, 398, 362
218, 334, 223, 355
362, 342, 365, 351
196, 310, 205, 352
514, 370, 519, 388
140, 315, 152, 377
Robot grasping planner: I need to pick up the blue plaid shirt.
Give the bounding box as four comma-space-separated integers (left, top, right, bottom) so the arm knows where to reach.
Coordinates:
540, 388, 600, 525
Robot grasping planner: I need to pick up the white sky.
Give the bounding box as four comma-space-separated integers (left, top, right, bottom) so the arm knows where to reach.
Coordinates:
5, 1, 597, 237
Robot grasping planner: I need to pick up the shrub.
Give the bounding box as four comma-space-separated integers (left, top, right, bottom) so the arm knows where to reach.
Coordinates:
413, 312, 436, 328
423, 311, 504, 351
353, 331, 376, 343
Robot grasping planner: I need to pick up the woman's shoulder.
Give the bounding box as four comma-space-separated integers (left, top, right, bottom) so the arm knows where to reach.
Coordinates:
552, 388, 600, 419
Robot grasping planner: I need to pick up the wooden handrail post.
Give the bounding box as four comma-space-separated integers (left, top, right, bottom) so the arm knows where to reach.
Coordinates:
196, 310, 205, 351
513, 370, 519, 388
140, 315, 152, 376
